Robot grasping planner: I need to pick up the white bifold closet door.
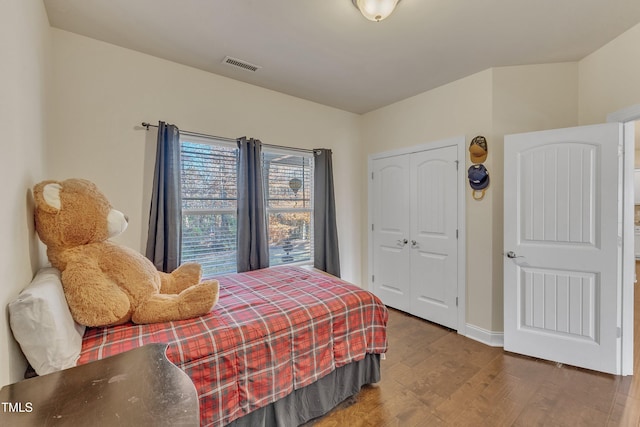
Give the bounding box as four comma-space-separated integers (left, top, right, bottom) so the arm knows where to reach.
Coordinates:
372, 145, 459, 330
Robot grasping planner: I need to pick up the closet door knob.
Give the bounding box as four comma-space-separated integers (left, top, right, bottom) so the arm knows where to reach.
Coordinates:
411, 240, 419, 248
505, 251, 523, 259
396, 239, 408, 247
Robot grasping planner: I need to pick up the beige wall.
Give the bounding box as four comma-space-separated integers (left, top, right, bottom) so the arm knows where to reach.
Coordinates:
579, 22, 640, 125
491, 63, 579, 330
361, 70, 495, 330
361, 63, 579, 333
48, 29, 364, 283
0, 0, 50, 386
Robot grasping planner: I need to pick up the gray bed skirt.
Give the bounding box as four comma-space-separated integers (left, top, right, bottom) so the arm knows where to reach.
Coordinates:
226, 353, 381, 427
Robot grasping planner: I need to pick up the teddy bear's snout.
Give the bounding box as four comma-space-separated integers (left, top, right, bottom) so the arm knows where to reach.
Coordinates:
107, 209, 129, 237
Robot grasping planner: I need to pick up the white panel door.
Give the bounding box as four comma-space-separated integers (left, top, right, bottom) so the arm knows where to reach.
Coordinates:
410, 146, 459, 329
372, 155, 411, 312
504, 123, 622, 374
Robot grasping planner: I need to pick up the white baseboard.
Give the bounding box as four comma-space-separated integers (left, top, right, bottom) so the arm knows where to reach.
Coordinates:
464, 323, 504, 347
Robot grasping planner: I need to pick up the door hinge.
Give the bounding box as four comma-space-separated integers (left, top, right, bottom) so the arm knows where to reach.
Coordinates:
456, 297, 458, 307
617, 327, 622, 338
618, 145, 624, 156
371, 172, 374, 180
456, 229, 459, 239
455, 160, 459, 170
371, 223, 374, 231
372, 275, 375, 283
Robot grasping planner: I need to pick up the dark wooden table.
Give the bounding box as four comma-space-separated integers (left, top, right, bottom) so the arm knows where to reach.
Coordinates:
0, 343, 199, 426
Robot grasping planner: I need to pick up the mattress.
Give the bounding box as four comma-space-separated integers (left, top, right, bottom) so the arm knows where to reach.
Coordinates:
78, 266, 388, 426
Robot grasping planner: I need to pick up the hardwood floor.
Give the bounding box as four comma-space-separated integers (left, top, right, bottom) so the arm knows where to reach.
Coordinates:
304, 270, 640, 426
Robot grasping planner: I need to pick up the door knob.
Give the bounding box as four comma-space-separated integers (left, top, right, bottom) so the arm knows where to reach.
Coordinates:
396, 239, 408, 247
506, 251, 517, 258
411, 240, 419, 248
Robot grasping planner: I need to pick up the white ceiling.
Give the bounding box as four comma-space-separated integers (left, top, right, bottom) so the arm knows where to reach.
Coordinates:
43, 0, 640, 114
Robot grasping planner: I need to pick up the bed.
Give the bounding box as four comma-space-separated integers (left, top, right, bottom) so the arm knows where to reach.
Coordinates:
76, 266, 388, 426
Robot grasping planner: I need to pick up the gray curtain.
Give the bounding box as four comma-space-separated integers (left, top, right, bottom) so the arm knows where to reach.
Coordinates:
237, 137, 269, 272
313, 149, 341, 277
146, 121, 182, 273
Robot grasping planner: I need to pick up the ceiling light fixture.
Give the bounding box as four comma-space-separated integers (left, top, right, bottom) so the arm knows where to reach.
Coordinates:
352, 0, 401, 22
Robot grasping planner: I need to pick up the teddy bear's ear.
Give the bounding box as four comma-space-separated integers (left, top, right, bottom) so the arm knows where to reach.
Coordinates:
34, 181, 63, 213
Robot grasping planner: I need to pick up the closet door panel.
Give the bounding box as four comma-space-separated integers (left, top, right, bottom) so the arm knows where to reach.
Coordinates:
372, 155, 411, 311
410, 145, 459, 329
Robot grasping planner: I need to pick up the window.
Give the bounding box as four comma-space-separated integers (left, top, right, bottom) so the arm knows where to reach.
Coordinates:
263, 150, 314, 267
179, 135, 313, 277
180, 136, 238, 276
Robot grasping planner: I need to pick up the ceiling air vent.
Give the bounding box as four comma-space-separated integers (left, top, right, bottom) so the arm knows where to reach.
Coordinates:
222, 56, 261, 72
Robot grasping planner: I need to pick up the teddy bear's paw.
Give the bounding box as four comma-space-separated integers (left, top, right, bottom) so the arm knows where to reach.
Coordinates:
200, 279, 219, 295
161, 263, 203, 294
173, 262, 202, 281
62, 270, 133, 327
179, 280, 219, 315
132, 281, 219, 324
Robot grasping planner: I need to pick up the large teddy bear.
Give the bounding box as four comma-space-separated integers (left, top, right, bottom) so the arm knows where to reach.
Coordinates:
33, 178, 219, 327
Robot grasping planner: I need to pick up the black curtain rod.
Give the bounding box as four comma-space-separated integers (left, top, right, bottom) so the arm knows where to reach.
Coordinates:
141, 122, 315, 154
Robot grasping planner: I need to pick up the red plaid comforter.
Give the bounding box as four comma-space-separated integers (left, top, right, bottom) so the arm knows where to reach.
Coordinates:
78, 266, 388, 426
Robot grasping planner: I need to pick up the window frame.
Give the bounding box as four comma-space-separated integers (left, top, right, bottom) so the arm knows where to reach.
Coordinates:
179, 135, 239, 276
262, 146, 315, 268
178, 135, 314, 276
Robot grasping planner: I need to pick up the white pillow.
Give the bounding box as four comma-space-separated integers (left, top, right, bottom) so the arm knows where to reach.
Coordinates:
8, 268, 86, 375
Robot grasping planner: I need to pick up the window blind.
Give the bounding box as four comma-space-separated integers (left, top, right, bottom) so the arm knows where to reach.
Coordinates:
179, 136, 314, 277
180, 138, 238, 276
262, 150, 314, 267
